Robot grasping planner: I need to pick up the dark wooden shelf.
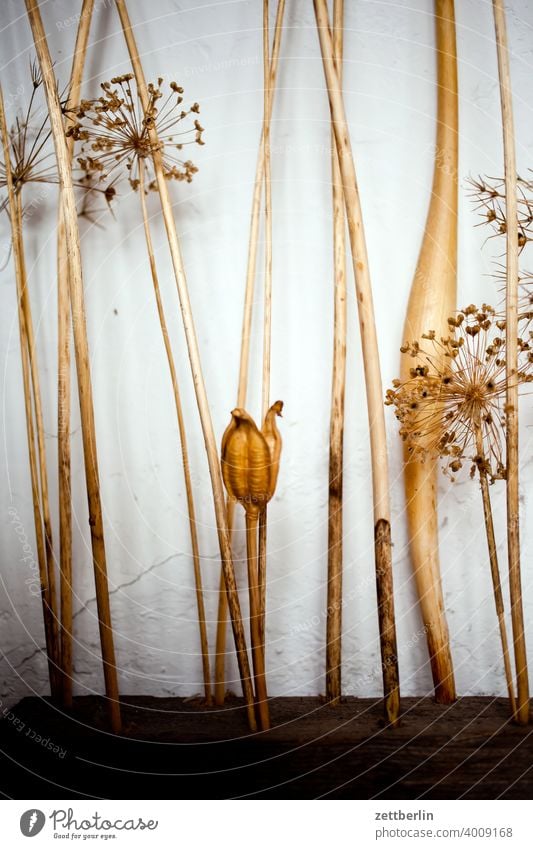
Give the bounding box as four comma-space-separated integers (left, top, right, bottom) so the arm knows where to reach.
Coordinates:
0, 696, 531, 799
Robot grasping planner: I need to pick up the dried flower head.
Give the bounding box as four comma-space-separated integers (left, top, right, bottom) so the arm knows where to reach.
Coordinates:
467, 174, 533, 251
0, 66, 57, 206
386, 305, 532, 482
0, 62, 114, 219
67, 74, 204, 192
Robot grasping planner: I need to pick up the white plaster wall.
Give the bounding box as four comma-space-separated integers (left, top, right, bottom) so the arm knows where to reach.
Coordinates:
1, 0, 533, 709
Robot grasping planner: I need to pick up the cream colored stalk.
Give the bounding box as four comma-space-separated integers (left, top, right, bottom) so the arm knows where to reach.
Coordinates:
58, 0, 95, 709
25, 0, 121, 733
400, 0, 458, 703
257, 0, 274, 686
113, 0, 256, 730
314, 0, 400, 725
492, 0, 529, 724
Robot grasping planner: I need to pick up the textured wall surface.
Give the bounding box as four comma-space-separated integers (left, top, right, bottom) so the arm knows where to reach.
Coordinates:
1, 0, 533, 709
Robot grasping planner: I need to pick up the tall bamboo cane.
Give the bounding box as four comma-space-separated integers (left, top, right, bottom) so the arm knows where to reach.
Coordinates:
314, 0, 400, 725
325, 0, 346, 706
113, 0, 256, 730
137, 166, 212, 704
25, 0, 122, 733
492, 0, 529, 725
214, 0, 286, 706
58, 0, 95, 709
0, 89, 59, 696
400, 0, 458, 703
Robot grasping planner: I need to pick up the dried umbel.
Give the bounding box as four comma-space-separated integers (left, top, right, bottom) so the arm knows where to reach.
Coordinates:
67, 74, 204, 192
66, 70, 211, 702
388, 304, 531, 716
0, 61, 114, 217
468, 175, 533, 251
221, 400, 283, 517
386, 305, 532, 482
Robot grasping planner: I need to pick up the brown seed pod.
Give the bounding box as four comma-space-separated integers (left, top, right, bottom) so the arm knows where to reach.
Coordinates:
221, 401, 283, 517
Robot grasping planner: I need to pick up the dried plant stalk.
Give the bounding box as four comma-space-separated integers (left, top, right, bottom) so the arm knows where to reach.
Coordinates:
492, 0, 529, 724
214, 0, 286, 706
0, 88, 59, 696
314, 0, 399, 725
325, 0, 346, 706
113, 0, 256, 730
257, 0, 274, 695
246, 512, 269, 730
261, 0, 273, 425
400, 0, 458, 703
14, 192, 60, 696
137, 166, 212, 704
475, 427, 516, 715
58, 0, 95, 709
25, 0, 121, 733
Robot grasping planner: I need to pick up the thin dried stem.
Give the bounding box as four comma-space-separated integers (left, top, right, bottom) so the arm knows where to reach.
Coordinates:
246, 514, 270, 730
325, 0, 346, 706
138, 166, 212, 704
475, 426, 516, 715
58, 0, 95, 709
114, 0, 256, 730
492, 0, 529, 724
0, 87, 59, 696
314, 0, 400, 725
25, 0, 121, 733
214, 0, 286, 706
13, 192, 60, 696
257, 0, 274, 701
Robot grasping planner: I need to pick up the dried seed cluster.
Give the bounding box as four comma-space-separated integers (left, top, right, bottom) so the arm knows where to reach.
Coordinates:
67, 74, 204, 192
386, 305, 533, 481
468, 175, 533, 330
468, 175, 533, 250
0, 62, 113, 219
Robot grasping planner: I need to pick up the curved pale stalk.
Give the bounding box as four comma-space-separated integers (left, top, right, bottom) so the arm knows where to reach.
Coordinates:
314, 0, 399, 725
0, 89, 59, 696
326, 0, 346, 706
114, 0, 256, 730
58, 0, 96, 708
400, 0, 458, 703
138, 167, 212, 705
474, 427, 516, 715
492, 0, 529, 724
214, 0, 286, 706
25, 0, 121, 733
